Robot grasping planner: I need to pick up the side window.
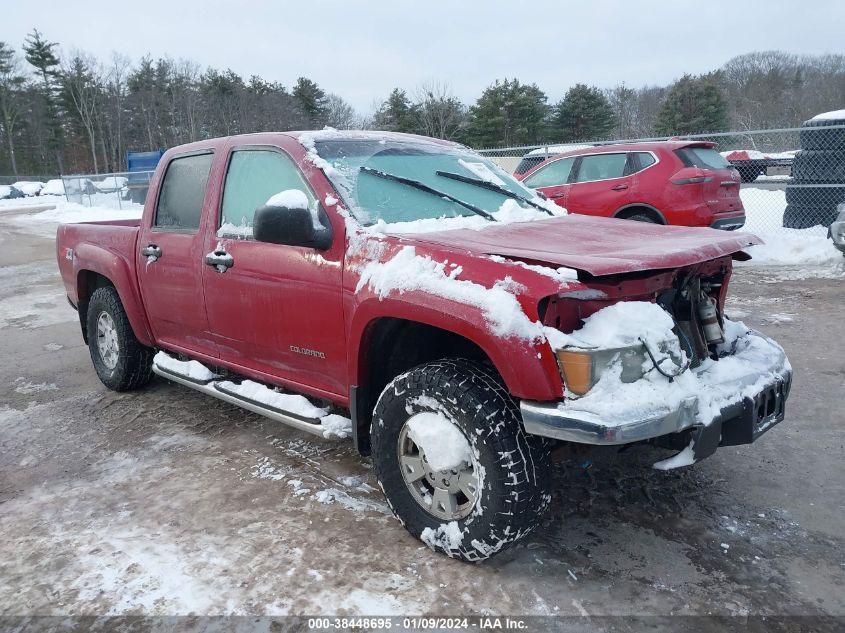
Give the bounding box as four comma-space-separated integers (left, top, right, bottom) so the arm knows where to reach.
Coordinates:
573, 153, 627, 183
154, 153, 214, 230
523, 156, 576, 188
636, 152, 656, 171
220, 149, 317, 235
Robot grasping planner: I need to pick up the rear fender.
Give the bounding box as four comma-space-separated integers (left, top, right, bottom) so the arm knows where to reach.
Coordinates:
73, 242, 154, 346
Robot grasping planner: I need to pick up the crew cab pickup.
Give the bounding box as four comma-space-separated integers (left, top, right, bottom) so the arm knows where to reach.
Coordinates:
56, 130, 792, 561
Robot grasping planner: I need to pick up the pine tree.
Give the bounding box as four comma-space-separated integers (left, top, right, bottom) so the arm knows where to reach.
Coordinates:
654, 73, 729, 135
292, 77, 329, 128
372, 88, 418, 133
0, 42, 26, 177
23, 29, 64, 171
552, 84, 616, 141
462, 79, 549, 147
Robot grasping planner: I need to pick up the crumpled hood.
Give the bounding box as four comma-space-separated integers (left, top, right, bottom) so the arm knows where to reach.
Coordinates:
402, 214, 761, 276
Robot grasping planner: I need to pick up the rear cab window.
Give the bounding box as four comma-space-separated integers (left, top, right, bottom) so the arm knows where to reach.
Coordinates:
154, 152, 214, 231
675, 147, 732, 170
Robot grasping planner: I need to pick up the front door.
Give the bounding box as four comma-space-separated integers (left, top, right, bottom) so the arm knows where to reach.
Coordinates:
522, 155, 576, 211
565, 152, 634, 217
136, 151, 218, 358
201, 146, 346, 399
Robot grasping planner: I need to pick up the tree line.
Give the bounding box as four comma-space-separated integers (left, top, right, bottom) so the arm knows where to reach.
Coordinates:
1, 30, 843, 177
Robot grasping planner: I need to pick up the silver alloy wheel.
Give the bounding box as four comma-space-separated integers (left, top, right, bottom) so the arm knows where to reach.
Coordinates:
397, 415, 480, 521
96, 311, 120, 370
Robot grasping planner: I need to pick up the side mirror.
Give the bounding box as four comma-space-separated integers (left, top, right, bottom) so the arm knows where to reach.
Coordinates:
253, 196, 332, 250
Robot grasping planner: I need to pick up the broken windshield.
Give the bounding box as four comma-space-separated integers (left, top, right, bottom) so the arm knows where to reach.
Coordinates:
313, 139, 544, 225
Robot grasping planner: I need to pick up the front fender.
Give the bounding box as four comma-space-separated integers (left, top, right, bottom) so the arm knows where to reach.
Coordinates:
347, 292, 564, 401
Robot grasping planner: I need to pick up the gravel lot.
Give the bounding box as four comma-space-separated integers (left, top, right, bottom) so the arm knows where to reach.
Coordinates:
1, 205, 843, 619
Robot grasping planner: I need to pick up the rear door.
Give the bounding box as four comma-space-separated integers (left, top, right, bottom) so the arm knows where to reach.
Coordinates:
521, 156, 576, 209
676, 145, 742, 214
565, 152, 634, 216
201, 144, 347, 399
136, 151, 218, 358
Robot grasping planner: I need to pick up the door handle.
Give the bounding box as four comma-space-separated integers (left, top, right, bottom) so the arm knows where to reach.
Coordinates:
549, 192, 566, 199
141, 244, 161, 258
611, 184, 629, 191
205, 249, 234, 272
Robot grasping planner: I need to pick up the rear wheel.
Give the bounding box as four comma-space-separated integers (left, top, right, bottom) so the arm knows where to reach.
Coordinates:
87, 286, 154, 391
371, 359, 552, 562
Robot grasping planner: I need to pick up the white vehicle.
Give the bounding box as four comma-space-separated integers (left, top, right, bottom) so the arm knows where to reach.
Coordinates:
40, 179, 66, 196
96, 176, 129, 193
12, 181, 45, 197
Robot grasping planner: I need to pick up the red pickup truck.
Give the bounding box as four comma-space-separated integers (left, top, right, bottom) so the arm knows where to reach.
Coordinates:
56, 130, 792, 561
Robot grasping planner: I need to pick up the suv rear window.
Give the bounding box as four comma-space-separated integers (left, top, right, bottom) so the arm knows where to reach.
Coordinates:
155, 153, 214, 230
675, 147, 731, 170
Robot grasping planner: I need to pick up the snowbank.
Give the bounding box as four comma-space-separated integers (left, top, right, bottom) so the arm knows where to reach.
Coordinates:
739, 187, 841, 267
10, 200, 142, 225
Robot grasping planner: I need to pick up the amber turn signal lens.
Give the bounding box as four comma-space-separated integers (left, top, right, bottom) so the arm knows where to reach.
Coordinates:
556, 350, 593, 396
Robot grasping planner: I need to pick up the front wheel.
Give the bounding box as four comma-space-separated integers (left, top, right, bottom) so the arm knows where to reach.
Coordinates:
371, 359, 552, 562
87, 286, 154, 391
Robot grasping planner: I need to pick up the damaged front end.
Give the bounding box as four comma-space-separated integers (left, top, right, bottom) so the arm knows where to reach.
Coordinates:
523, 259, 793, 468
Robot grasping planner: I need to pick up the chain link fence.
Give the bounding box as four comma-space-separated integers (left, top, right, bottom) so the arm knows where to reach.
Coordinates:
61, 170, 154, 209
475, 123, 845, 235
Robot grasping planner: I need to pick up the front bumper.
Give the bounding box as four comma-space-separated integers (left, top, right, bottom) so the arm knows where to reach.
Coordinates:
521, 331, 791, 461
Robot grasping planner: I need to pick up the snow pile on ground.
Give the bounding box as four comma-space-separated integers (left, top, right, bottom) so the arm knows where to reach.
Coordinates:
406, 412, 472, 472
9, 199, 142, 224
740, 188, 841, 267
555, 305, 790, 438
154, 351, 218, 382
356, 245, 545, 341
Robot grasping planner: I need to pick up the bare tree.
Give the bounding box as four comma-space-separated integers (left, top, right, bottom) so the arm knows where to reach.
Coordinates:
62, 53, 104, 173
325, 93, 361, 129
0, 42, 25, 177
413, 80, 465, 140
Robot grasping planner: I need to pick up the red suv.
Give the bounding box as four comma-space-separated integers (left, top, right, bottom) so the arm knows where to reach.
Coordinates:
515, 141, 745, 230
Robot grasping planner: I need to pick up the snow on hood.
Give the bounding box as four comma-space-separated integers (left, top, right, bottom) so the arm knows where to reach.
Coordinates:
407, 214, 761, 277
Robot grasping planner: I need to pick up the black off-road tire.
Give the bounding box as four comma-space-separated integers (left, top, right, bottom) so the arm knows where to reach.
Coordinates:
785, 184, 845, 208
799, 117, 845, 151
87, 286, 154, 391
371, 359, 552, 562
782, 204, 839, 229
791, 150, 845, 183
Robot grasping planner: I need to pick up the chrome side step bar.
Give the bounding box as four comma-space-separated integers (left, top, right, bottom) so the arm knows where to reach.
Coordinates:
151, 363, 327, 437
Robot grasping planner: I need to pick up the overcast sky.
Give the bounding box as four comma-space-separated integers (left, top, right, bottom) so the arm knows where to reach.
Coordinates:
4, 0, 844, 112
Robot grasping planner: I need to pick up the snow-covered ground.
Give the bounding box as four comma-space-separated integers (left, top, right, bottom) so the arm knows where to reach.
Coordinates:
739, 187, 842, 270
